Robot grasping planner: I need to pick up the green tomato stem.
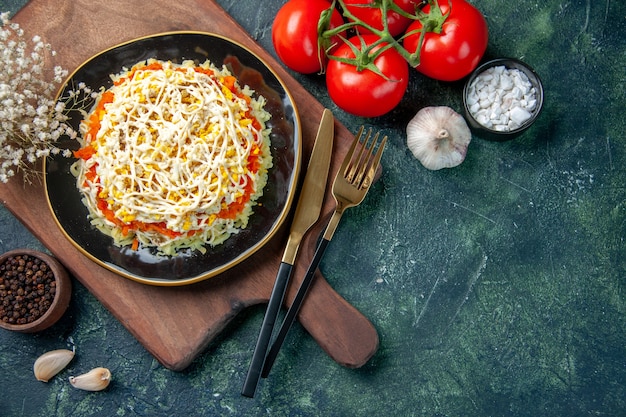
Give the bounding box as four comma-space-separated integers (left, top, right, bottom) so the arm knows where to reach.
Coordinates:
319, 0, 450, 72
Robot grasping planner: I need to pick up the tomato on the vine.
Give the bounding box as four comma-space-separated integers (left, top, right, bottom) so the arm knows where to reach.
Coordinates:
403, 0, 488, 81
326, 35, 409, 117
343, 0, 420, 37
272, 0, 345, 74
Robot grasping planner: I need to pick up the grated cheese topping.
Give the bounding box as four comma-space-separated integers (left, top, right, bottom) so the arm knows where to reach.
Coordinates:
71, 59, 273, 255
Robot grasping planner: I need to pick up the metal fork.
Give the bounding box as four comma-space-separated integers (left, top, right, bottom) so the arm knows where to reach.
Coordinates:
260, 127, 387, 378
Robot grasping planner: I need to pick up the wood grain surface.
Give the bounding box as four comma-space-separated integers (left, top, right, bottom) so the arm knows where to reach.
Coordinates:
0, 0, 379, 371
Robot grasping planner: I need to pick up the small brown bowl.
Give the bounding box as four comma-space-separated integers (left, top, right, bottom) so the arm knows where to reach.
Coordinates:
463, 58, 544, 141
0, 249, 71, 333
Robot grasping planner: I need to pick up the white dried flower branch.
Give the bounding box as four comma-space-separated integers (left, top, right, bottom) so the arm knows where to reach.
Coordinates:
0, 12, 78, 184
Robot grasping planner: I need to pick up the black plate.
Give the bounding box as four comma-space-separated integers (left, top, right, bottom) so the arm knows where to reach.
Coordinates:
44, 32, 301, 286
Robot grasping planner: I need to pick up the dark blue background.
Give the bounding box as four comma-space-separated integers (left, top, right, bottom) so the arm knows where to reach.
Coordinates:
1, 0, 624, 415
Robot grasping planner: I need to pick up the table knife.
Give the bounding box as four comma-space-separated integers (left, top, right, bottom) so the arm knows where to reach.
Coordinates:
241, 109, 334, 398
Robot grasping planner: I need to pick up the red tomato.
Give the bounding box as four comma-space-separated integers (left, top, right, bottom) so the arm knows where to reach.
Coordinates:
403, 0, 488, 81
326, 35, 409, 117
272, 0, 345, 74
343, 0, 419, 37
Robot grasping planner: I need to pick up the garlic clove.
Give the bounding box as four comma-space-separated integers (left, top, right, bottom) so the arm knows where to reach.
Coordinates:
406, 106, 472, 170
33, 348, 75, 382
69, 367, 111, 391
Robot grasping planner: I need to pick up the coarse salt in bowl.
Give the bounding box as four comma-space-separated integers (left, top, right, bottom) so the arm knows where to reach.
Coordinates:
463, 58, 544, 141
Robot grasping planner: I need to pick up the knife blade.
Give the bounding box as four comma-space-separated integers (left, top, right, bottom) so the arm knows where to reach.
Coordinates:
241, 108, 334, 398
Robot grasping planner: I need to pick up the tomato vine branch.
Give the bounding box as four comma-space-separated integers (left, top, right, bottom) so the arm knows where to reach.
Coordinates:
318, 0, 450, 71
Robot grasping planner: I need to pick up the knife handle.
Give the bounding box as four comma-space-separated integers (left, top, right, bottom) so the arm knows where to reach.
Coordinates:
261, 237, 330, 378
241, 261, 293, 397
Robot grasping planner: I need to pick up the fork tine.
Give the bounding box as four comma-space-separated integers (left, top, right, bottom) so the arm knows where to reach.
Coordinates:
360, 134, 387, 189
347, 129, 371, 182
341, 126, 364, 180
352, 131, 379, 187
344, 127, 370, 183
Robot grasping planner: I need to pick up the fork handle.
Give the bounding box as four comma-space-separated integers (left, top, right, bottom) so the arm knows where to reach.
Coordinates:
261, 236, 331, 378
241, 261, 293, 397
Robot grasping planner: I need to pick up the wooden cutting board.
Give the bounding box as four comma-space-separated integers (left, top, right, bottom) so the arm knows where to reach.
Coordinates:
1, 0, 379, 371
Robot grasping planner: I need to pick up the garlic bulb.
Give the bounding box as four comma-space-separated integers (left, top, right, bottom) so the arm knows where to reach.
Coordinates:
406, 106, 472, 170
69, 367, 111, 391
33, 348, 75, 382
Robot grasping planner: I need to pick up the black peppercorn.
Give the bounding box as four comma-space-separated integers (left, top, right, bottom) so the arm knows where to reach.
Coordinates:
0, 254, 56, 325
